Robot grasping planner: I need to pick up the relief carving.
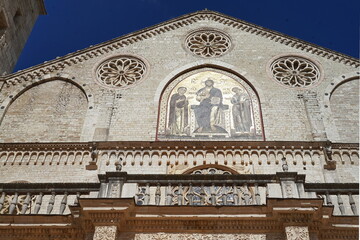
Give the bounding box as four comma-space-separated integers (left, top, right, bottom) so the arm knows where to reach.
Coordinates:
134, 233, 266, 240
285, 226, 310, 240
93, 226, 117, 240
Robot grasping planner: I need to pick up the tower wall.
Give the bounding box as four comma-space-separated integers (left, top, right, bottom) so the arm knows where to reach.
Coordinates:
0, 0, 46, 75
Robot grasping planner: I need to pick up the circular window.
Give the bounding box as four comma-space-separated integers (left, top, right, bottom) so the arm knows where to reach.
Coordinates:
96, 56, 147, 88
185, 30, 231, 58
270, 56, 321, 88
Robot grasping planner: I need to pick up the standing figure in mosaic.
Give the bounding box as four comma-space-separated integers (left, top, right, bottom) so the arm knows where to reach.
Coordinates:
231, 87, 252, 133
194, 79, 224, 132
168, 87, 189, 135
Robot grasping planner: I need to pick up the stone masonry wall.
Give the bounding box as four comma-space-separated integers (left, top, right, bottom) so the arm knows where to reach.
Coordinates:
0, 14, 358, 189
0, 80, 88, 142
329, 79, 359, 142
0, 19, 358, 143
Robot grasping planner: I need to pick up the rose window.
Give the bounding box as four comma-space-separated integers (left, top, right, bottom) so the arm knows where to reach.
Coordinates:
96, 56, 146, 88
270, 56, 320, 87
185, 30, 231, 58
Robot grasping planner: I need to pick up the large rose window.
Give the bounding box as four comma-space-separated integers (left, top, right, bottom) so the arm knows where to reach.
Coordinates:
185, 30, 231, 58
96, 56, 146, 88
270, 56, 321, 88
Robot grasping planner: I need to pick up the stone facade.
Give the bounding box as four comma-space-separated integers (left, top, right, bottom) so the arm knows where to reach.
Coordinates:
0, 0, 46, 75
0, 9, 358, 240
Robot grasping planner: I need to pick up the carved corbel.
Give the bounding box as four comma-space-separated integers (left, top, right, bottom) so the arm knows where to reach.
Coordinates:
323, 141, 336, 170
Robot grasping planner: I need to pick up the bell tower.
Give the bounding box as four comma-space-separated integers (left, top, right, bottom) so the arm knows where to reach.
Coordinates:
0, 0, 46, 75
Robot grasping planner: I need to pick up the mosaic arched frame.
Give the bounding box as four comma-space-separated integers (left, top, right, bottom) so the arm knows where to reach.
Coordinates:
157, 67, 264, 141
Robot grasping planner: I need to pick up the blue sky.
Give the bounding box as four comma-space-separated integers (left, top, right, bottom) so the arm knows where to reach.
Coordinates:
14, 0, 360, 72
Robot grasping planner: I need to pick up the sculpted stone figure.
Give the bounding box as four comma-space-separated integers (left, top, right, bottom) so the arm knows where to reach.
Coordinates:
168, 87, 188, 135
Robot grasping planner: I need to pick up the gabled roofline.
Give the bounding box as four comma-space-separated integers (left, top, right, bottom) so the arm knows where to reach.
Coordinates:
4, 10, 359, 87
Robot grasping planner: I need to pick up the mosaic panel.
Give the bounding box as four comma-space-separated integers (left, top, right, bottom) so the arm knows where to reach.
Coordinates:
158, 68, 263, 140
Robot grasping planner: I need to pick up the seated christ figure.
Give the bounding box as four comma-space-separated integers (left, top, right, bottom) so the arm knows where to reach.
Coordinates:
193, 79, 226, 133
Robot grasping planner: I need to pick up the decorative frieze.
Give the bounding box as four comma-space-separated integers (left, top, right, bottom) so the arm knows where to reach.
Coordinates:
134, 233, 266, 240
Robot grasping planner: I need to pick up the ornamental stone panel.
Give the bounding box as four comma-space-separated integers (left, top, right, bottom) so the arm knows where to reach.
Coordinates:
285, 226, 310, 240
134, 233, 266, 240
93, 226, 117, 240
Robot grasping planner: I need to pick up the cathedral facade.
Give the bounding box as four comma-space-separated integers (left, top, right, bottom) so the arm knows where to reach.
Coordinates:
0, 1, 359, 239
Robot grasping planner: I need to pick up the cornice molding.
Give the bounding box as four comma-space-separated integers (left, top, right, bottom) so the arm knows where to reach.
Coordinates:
3, 10, 359, 87
0, 140, 358, 151
125, 219, 282, 232
0, 198, 358, 239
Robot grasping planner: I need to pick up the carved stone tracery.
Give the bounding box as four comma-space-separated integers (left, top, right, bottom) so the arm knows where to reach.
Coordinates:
96, 56, 146, 88
270, 56, 321, 88
134, 233, 266, 240
185, 30, 231, 58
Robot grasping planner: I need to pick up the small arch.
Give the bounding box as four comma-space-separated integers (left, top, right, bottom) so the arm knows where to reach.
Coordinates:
182, 164, 239, 174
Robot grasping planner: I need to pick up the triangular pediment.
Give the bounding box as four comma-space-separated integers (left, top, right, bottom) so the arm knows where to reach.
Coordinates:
2, 10, 359, 86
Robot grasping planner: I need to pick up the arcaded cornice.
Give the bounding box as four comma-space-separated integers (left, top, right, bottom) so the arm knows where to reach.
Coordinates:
0, 140, 358, 151
3, 10, 359, 87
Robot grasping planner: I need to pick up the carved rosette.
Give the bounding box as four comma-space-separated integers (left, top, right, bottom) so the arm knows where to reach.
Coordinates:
185, 30, 231, 57
285, 226, 310, 240
270, 56, 320, 88
96, 56, 146, 88
93, 226, 117, 240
